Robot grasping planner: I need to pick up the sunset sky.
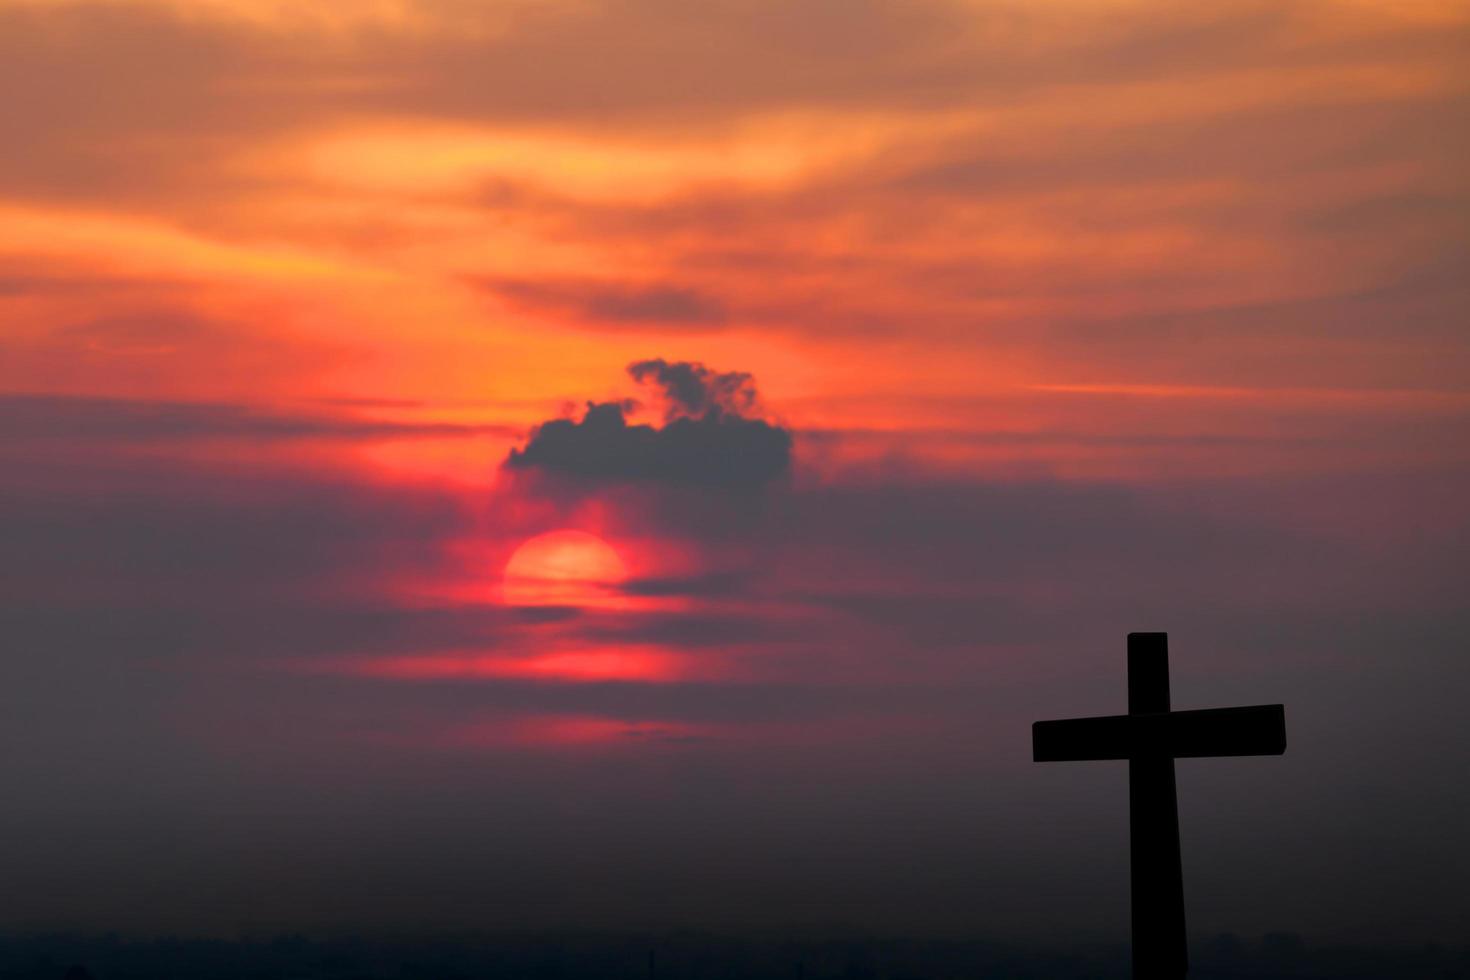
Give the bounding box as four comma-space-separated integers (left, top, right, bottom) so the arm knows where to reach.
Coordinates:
2, 0, 1468, 945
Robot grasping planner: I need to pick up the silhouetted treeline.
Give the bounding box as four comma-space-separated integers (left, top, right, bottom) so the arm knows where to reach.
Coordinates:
1, 930, 1466, 980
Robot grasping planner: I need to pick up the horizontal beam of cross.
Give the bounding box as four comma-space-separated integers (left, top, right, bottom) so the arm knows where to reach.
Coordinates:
1033, 704, 1286, 762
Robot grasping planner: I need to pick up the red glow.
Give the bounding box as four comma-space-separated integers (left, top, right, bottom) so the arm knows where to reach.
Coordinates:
345, 647, 687, 683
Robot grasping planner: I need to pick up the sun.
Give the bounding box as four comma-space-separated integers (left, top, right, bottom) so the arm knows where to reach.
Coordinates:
502, 529, 629, 607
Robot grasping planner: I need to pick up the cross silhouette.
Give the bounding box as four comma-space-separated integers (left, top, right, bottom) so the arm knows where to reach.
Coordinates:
1032, 632, 1286, 980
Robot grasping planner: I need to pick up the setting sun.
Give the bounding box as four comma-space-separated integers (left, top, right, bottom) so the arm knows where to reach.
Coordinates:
502, 530, 628, 607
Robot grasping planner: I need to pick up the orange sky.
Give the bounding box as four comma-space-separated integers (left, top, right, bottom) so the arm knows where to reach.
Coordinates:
2, 0, 1470, 939
3, 0, 1466, 486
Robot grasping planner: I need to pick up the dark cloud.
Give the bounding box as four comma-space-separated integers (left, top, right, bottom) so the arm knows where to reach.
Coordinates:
626, 358, 761, 420
618, 570, 752, 598
504, 360, 791, 490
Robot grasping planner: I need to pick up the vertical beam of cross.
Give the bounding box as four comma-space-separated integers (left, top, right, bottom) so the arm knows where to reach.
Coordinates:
1128, 632, 1187, 979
